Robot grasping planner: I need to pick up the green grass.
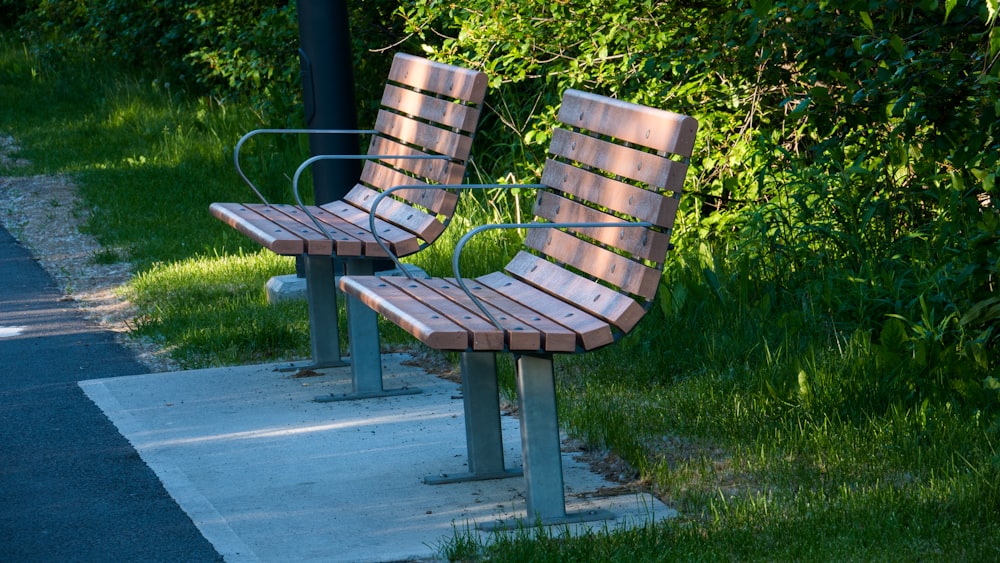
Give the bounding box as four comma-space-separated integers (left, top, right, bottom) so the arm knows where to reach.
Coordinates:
122, 250, 308, 368
2, 34, 998, 561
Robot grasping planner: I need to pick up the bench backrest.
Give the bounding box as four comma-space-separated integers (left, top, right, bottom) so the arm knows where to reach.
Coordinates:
505, 89, 698, 346
337, 53, 488, 247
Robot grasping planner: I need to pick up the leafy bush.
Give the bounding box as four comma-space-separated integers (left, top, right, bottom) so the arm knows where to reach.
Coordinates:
399, 0, 1000, 414
0, 0, 30, 27
182, 2, 299, 112
17, 0, 404, 119
684, 0, 1000, 411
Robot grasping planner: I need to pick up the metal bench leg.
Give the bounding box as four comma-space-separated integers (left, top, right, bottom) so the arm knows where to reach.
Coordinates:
424, 352, 521, 484
300, 255, 349, 369
315, 259, 421, 402
479, 353, 614, 530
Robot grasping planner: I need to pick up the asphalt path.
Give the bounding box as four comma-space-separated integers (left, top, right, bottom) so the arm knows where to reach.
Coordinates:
0, 225, 220, 561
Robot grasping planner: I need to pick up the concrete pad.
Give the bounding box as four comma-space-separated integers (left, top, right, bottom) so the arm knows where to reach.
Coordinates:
80, 354, 676, 562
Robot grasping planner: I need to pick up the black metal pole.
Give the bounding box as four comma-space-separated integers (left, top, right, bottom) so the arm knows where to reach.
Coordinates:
296, 0, 360, 205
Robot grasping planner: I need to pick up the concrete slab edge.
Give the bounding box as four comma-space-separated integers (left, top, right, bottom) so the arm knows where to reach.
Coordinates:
79, 379, 260, 563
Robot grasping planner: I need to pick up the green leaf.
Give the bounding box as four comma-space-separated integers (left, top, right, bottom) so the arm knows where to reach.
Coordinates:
753, 0, 774, 19
797, 370, 810, 399
891, 93, 911, 117
890, 35, 904, 57
702, 267, 724, 302
789, 96, 811, 116
945, 0, 958, 22
971, 169, 997, 193
960, 296, 1000, 327
988, 0, 999, 24
860, 11, 874, 31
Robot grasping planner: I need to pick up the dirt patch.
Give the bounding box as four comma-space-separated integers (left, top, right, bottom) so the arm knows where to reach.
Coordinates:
0, 134, 179, 372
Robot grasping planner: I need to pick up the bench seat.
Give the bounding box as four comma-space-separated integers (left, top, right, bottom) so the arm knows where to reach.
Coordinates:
210, 53, 487, 394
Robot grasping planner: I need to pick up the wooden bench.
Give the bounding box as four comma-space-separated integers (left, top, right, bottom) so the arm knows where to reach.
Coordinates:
339, 89, 699, 527
210, 53, 487, 398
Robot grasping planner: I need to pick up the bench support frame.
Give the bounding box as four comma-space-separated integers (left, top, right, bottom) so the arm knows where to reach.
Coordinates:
424, 352, 522, 484
425, 352, 611, 529
474, 354, 614, 530
302, 255, 348, 369
314, 259, 421, 402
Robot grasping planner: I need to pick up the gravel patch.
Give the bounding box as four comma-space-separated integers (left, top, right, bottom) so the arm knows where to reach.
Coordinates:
1, 133, 179, 372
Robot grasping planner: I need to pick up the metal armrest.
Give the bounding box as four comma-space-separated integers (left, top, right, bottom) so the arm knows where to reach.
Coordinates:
233, 128, 377, 205
367, 183, 546, 275
452, 220, 654, 330
291, 153, 458, 241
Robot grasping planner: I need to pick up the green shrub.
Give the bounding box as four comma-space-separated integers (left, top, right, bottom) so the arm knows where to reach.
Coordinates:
18, 0, 405, 118
0, 0, 30, 27
400, 0, 999, 413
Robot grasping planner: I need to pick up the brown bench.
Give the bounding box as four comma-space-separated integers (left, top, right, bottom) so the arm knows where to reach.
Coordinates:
339, 89, 699, 527
210, 53, 487, 397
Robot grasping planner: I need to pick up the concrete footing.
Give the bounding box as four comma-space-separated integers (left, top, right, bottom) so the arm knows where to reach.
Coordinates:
265, 264, 429, 304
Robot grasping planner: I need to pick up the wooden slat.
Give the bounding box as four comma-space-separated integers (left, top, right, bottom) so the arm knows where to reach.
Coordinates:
532, 191, 670, 261
457, 278, 577, 352
557, 89, 699, 157
210, 202, 377, 257
269, 204, 366, 256
209, 203, 304, 255
549, 128, 688, 191
310, 202, 392, 257
214, 53, 487, 266
381, 84, 482, 132
374, 110, 473, 161
256, 204, 334, 255
504, 251, 647, 334
378, 277, 505, 350
359, 160, 427, 195
318, 200, 420, 257
342, 185, 445, 242
417, 278, 543, 351
524, 228, 662, 299
387, 53, 489, 105
339, 276, 469, 350
539, 159, 680, 228
475, 271, 615, 351
365, 136, 466, 186
343, 274, 582, 353
359, 158, 460, 215
394, 183, 459, 220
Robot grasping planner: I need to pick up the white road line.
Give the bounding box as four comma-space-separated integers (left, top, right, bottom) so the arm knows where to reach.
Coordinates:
0, 326, 27, 338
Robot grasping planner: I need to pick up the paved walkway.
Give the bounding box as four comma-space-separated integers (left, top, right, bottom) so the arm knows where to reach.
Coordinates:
0, 224, 221, 561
